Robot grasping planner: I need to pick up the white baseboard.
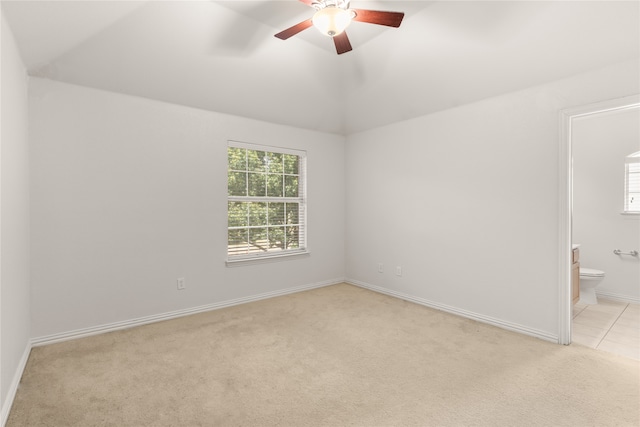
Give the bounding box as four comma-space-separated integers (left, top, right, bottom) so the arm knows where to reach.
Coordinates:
32, 278, 345, 347
1, 343, 31, 427
346, 279, 559, 343
596, 290, 640, 304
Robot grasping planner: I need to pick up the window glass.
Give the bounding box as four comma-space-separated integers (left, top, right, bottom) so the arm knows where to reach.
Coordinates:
624, 151, 640, 213
227, 142, 306, 260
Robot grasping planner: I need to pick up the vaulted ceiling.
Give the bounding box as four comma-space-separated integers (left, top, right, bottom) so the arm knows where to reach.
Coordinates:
3, 0, 639, 135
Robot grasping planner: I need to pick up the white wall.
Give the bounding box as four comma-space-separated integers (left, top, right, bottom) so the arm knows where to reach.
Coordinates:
573, 108, 640, 301
29, 78, 345, 340
345, 60, 639, 340
0, 12, 31, 421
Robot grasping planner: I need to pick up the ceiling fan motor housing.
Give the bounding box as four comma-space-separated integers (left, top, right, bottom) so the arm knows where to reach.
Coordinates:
312, 0, 351, 11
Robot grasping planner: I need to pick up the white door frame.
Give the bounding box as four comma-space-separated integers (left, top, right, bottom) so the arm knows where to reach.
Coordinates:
557, 94, 640, 345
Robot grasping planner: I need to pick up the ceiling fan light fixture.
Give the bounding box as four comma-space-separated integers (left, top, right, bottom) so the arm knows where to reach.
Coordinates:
312, 7, 353, 37
274, 0, 403, 55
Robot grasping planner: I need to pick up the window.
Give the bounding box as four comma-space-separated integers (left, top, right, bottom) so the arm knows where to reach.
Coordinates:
624, 151, 640, 214
227, 141, 307, 261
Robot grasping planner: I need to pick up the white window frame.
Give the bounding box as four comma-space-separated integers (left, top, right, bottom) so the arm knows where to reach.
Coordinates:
623, 151, 640, 214
226, 141, 308, 265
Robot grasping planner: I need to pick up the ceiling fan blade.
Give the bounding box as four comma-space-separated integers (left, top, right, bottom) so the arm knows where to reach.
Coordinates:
274, 18, 313, 40
351, 9, 405, 28
333, 31, 352, 55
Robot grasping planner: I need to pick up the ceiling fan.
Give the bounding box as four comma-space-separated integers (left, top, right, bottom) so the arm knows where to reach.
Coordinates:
274, 0, 405, 55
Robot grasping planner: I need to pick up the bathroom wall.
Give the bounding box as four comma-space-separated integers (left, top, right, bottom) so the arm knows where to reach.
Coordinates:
573, 107, 640, 302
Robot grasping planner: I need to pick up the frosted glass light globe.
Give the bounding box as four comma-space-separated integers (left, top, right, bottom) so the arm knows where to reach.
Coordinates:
312, 7, 352, 37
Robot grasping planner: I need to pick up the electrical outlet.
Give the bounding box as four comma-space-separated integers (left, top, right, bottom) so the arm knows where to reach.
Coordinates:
378, 263, 384, 273
395, 266, 402, 277
177, 277, 186, 290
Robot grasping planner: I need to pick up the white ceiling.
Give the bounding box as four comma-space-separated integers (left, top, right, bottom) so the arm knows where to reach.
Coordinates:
2, 0, 639, 135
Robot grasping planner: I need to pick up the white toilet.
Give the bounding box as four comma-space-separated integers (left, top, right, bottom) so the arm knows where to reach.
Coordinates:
579, 268, 605, 305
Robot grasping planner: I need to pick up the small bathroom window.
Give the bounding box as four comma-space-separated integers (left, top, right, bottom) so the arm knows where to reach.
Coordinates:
624, 151, 640, 214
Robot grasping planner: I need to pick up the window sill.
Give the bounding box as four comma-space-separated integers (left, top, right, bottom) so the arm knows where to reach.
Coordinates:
226, 250, 310, 267
620, 212, 640, 217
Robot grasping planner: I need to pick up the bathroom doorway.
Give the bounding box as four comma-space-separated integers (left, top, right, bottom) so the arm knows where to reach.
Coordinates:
559, 95, 640, 345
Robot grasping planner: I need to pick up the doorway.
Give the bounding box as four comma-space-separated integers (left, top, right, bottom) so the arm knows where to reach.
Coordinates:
558, 94, 640, 345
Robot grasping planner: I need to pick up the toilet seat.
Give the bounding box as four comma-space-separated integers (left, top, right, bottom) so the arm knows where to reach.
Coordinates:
580, 268, 605, 278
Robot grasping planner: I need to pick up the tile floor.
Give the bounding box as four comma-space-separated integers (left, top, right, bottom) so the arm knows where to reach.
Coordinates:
572, 298, 640, 360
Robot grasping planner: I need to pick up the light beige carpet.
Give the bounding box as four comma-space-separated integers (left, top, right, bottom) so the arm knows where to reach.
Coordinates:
7, 283, 640, 426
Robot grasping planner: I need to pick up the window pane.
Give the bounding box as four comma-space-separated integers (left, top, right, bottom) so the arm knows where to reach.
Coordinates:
266, 152, 283, 173
284, 154, 298, 174
286, 226, 299, 249
249, 227, 268, 252
628, 164, 639, 191
269, 226, 285, 250
248, 172, 266, 196
228, 229, 248, 255
286, 203, 299, 225
248, 202, 267, 226
247, 150, 267, 172
267, 174, 284, 197
228, 147, 246, 171
268, 203, 285, 225
228, 202, 248, 227
285, 175, 298, 197
626, 161, 640, 212
228, 172, 246, 196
